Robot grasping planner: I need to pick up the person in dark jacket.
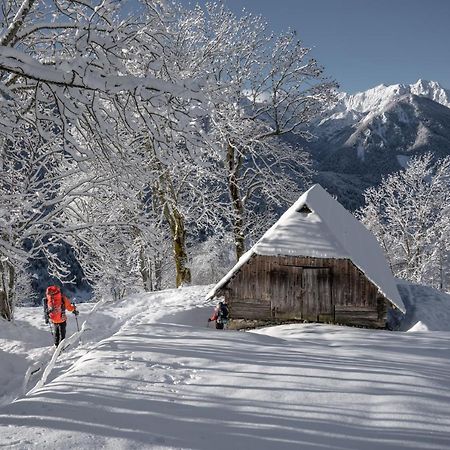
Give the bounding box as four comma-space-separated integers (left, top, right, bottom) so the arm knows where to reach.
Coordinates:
44, 285, 79, 346
208, 301, 229, 329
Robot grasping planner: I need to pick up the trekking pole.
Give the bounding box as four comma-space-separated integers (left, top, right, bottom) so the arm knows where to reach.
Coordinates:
72, 298, 80, 333
47, 322, 54, 347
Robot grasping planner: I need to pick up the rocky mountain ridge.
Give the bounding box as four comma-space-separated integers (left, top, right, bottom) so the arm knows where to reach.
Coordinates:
308, 80, 450, 209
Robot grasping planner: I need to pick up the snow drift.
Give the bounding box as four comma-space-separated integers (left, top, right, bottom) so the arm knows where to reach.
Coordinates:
0, 283, 449, 449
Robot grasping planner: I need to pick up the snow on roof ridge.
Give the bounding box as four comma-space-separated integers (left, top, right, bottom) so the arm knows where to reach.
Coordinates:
207, 184, 405, 313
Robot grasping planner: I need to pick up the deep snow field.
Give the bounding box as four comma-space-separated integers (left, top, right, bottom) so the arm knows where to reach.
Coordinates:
1, 283, 450, 449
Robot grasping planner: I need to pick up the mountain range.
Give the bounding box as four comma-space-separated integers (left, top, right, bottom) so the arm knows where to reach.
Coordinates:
306, 80, 450, 209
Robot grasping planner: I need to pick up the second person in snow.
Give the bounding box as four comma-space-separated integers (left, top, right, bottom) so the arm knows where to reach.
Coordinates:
208, 301, 229, 329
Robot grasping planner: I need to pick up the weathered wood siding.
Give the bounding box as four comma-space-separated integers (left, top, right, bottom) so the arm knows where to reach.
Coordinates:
219, 255, 390, 328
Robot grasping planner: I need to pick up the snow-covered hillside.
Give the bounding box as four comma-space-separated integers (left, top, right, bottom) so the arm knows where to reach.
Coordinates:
1, 284, 450, 449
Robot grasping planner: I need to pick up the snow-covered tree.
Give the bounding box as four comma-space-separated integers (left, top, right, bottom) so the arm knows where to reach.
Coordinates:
0, 0, 205, 318
198, 5, 337, 259
358, 153, 450, 290
190, 235, 236, 286
1, 0, 338, 318
0, 128, 96, 319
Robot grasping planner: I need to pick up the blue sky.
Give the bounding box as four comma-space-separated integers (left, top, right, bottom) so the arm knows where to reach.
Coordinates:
177, 0, 450, 93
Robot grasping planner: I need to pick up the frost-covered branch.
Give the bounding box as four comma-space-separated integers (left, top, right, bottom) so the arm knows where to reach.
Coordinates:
0, 0, 37, 46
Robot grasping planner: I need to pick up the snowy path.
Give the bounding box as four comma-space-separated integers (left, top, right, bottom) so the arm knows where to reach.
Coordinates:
1, 286, 450, 449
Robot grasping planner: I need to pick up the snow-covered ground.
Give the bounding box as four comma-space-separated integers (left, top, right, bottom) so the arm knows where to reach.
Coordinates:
1, 284, 450, 449
397, 281, 450, 332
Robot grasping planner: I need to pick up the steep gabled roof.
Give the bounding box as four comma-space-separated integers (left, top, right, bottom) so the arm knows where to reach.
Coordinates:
207, 184, 405, 313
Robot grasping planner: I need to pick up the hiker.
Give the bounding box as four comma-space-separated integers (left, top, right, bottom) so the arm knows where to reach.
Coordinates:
208, 301, 229, 329
44, 285, 79, 347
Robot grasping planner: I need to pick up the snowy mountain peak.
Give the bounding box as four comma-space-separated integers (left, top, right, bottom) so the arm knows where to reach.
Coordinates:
338, 80, 450, 114
318, 79, 450, 132
311, 79, 450, 210
410, 79, 450, 106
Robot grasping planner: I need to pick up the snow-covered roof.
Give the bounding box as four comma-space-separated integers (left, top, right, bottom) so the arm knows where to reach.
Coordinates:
207, 184, 405, 313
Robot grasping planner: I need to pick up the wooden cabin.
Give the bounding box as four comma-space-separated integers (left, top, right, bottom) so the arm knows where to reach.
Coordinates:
207, 184, 405, 329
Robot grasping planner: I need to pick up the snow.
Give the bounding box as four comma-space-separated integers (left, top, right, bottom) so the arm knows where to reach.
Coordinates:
407, 321, 429, 332
397, 280, 450, 332
410, 79, 450, 108
341, 83, 409, 114
208, 184, 405, 313
1, 284, 450, 449
322, 79, 450, 122
0, 46, 204, 100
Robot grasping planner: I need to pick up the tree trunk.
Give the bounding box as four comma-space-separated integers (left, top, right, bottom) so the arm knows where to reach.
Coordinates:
0, 259, 15, 321
152, 164, 192, 288
438, 247, 444, 291
153, 252, 163, 291
139, 249, 164, 291
166, 205, 191, 287
139, 246, 152, 292
226, 143, 245, 260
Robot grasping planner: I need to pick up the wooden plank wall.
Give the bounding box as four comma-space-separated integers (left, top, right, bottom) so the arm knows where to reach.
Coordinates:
220, 255, 390, 328
302, 268, 332, 321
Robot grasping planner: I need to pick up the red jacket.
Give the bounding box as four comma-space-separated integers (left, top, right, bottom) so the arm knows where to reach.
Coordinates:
46, 286, 75, 324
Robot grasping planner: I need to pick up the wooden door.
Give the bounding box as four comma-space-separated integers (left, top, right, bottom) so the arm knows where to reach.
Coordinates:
285, 266, 303, 316
269, 266, 303, 319
302, 268, 332, 322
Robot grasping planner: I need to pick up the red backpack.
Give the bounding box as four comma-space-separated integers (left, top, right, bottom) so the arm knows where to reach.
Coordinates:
46, 285, 66, 323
